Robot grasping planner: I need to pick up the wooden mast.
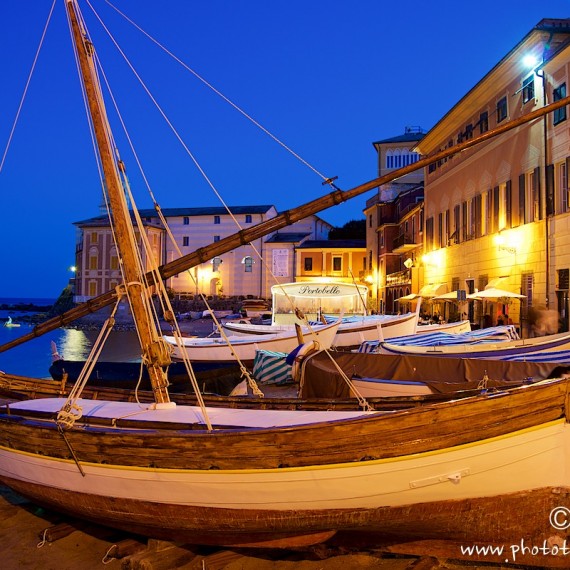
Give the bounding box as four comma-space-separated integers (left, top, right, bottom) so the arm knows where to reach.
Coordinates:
65, 0, 171, 404
1, 39, 570, 354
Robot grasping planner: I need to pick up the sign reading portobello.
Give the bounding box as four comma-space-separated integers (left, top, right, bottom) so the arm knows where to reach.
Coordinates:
271, 281, 368, 324
297, 285, 341, 296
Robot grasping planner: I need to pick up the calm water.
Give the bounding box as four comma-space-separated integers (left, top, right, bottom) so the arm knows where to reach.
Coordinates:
0, 298, 142, 378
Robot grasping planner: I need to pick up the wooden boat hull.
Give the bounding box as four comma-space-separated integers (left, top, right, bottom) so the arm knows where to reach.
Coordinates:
0, 379, 568, 547
48, 359, 242, 394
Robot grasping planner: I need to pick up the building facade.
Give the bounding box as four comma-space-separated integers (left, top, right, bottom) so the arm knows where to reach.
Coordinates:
73, 206, 333, 302
365, 128, 425, 313
414, 18, 570, 333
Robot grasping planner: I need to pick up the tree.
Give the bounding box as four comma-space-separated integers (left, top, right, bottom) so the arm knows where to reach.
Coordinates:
328, 219, 366, 240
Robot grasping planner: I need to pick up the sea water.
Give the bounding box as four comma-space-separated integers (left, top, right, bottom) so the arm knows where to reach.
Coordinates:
0, 298, 141, 378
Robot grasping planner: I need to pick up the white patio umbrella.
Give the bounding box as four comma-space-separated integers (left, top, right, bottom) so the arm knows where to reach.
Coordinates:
470, 288, 526, 301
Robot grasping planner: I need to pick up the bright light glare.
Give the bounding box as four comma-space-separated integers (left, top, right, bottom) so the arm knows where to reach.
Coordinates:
523, 54, 537, 68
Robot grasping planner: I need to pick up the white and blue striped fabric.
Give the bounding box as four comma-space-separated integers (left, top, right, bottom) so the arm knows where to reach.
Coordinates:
359, 325, 520, 353
500, 349, 570, 363
252, 350, 293, 385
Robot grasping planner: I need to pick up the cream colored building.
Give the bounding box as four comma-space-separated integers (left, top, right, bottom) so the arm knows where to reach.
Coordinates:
73, 206, 333, 302
415, 18, 570, 333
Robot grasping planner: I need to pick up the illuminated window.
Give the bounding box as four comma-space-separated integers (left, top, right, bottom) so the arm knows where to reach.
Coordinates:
88, 281, 97, 296
304, 257, 313, 271
332, 256, 342, 272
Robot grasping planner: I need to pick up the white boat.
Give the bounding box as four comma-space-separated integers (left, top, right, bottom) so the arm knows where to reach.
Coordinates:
222, 312, 419, 347
164, 317, 341, 364
375, 328, 570, 358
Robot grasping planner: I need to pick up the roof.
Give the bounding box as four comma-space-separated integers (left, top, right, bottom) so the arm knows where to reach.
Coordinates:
158, 205, 275, 217
75, 205, 276, 226
417, 18, 570, 152
265, 232, 310, 243
298, 239, 366, 249
372, 131, 426, 146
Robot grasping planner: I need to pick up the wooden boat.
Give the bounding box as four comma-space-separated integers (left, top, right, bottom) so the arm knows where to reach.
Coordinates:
295, 349, 569, 398
3, 3, 570, 559
163, 317, 341, 365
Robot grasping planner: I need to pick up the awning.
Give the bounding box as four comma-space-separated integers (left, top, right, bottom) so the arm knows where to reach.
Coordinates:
418, 283, 447, 298
396, 293, 421, 302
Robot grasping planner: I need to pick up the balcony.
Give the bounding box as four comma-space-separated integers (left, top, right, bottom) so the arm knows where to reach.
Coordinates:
392, 233, 418, 253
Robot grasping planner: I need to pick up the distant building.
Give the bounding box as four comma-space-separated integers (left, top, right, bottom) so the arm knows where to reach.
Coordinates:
73, 206, 333, 302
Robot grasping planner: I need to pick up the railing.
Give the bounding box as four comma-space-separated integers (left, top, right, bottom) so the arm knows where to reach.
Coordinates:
392, 233, 416, 250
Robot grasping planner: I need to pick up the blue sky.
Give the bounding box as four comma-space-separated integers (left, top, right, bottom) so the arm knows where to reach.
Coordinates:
1, 0, 569, 299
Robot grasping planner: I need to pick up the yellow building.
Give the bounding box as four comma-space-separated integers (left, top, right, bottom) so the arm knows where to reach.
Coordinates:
415, 18, 570, 334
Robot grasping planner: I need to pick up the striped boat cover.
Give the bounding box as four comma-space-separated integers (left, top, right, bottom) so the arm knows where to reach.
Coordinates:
358, 325, 520, 353
501, 349, 570, 363
252, 350, 293, 385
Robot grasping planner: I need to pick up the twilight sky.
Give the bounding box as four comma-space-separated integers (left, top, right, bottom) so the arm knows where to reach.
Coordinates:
1, 0, 569, 299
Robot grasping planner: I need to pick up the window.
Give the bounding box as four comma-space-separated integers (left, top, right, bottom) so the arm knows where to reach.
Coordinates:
110, 254, 119, 270
479, 111, 489, 134
560, 160, 569, 213
453, 205, 460, 243
212, 257, 222, 271
332, 256, 342, 272
304, 257, 313, 271
554, 83, 567, 125
369, 215, 372, 228
90, 232, 98, 244
497, 96, 508, 123
183, 216, 189, 225
214, 215, 221, 224
245, 214, 252, 224
182, 236, 189, 246
89, 247, 98, 270
213, 235, 220, 242
465, 124, 473, 140
88, 281, 97, 297
522, 75, 535, 104
243, 256, 254, 272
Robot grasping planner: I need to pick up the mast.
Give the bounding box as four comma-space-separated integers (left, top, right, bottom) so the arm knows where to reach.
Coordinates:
66, 0, 171, 404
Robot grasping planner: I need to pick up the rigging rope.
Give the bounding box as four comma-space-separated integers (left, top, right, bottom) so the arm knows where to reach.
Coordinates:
102, 0, 329, 182
87, 0, 329, 350
0, 0, 57, 175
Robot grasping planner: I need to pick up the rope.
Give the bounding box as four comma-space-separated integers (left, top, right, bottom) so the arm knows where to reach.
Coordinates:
299, 348, 372, 412
56, 296, 123, 429
0, 0, 57, 175
102, 0, 329, 181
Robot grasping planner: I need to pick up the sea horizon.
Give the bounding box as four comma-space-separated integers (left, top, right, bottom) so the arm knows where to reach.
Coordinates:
0, 297, 56, 306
